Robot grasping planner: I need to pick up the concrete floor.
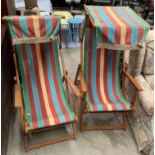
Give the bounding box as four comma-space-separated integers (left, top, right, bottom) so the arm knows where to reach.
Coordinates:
7, 48, 142, 155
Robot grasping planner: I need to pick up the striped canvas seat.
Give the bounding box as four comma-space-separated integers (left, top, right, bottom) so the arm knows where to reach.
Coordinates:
84, 28, 131, 112
7, 16, 75, 130
83, 6, 149, 112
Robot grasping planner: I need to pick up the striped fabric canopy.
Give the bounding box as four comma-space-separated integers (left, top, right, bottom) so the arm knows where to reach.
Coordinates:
86, 6, 150, 45
84, 28, 131, 112
6, 16, 75, 129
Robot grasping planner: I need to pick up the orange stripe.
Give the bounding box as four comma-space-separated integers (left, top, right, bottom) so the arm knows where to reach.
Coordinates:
100, 49, 112, 110
35, 44, 55, 125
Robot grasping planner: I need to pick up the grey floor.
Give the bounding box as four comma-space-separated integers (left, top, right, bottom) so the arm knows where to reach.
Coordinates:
7, 48, 142, 155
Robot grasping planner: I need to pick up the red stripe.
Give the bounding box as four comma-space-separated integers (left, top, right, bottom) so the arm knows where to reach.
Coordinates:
51, 17, 58, 34
103, 49, 117, 110
96, 49, 108, 111
12, 17, 23, 37
22, 44, 38, 129
103, 7, 121, 44
110, 7, 132, 44
39, 16, 46, 37
112, 51, 126, 110
87, 28, 98, 111
121, 8, 144, 43
92, 6, 109, 43
49, 43, 71, 122
31, 44, 50, 126
40, 44, 60, 125
26, 17, 35, 37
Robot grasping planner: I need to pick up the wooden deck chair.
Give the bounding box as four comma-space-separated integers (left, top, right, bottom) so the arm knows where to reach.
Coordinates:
3, 16, 80, 151
75, 5, 150, 131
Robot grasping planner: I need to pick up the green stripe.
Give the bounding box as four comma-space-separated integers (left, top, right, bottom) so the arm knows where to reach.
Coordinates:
53, 39, 75, 121
84, 28, 89, 83
87, 6, 103, 43
86, 94, 93, 111
7, 17, 16, 39
16, 45, 33, 128
52, 17, 61, 38
84, 28, 93, 109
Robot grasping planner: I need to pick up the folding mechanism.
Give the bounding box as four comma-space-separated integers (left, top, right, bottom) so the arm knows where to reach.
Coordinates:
75, 5, 150, 131
3, 16, 80, 151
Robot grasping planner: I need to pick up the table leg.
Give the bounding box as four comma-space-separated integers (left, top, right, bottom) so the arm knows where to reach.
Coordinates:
67, 24, 72, 48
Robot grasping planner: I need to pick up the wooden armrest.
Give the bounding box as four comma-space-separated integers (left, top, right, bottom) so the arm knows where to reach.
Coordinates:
79, 71, 87, 93
64, 75, 81, 97
123, 71, 142, 91
15, 84, 23, 108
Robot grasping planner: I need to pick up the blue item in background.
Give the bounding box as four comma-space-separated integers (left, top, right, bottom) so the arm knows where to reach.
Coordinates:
67, 18, 83, 47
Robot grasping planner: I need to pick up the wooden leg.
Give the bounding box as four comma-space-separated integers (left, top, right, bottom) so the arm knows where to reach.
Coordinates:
72, 122, 77, 140
74, 64, 80, 84
24, 133, 30, 152
122, 112, 126, 131
80, 101, 84, 132
74, 96, 79, 117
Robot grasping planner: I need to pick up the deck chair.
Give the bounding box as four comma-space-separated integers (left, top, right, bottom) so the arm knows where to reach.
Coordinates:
75, 5, 150, 131
3, 16, 80, 151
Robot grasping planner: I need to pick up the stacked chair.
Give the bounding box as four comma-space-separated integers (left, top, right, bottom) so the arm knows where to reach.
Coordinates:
3, 16, 80, 151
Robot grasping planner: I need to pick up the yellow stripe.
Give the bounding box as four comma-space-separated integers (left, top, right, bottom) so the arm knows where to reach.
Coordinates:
33, 16, 40, 37
35, 44, 55, 125
100, 49, 112, 110
106, 7, 126, 45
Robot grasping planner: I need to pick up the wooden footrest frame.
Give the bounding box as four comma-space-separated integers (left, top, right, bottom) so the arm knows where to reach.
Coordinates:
80, 112, 127, 132
24, 122, 77, 151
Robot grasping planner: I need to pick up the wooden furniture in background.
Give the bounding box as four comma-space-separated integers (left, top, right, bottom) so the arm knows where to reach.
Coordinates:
20, 7, 40, 15
1, 0, 16, 155
24, 0, 37, 9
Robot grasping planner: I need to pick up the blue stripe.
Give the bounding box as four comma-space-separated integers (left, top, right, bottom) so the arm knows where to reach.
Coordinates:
19, 16, 29, 37
96, 6, 115, 43
114, 7, 138, 44
45, 16, 53, 37
91, 30, 103, 111
26, 44, 44, 127
44, 43, 66, 123
107, 50, 122, 110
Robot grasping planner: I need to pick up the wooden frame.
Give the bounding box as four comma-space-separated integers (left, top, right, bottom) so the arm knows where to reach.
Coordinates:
74, 6, 142, 131
20, 7, 40, 16
3, 16, 80, 151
